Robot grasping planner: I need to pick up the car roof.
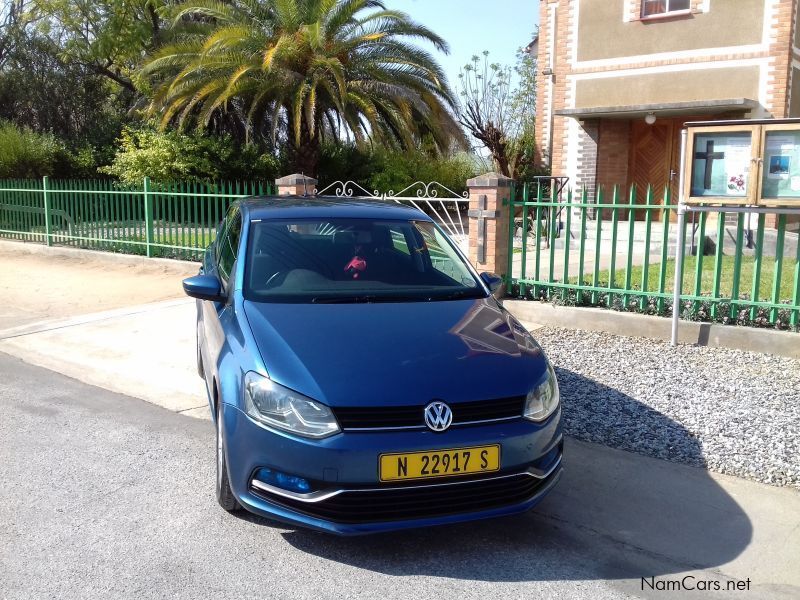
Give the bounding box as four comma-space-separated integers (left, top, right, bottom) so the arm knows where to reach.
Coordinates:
240, 196, 434, 222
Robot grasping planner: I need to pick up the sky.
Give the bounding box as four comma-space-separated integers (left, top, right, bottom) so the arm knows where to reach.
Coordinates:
389, 0, 539, 90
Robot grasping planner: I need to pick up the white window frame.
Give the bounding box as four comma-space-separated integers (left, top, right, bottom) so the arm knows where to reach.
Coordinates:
641, 0, 691, 18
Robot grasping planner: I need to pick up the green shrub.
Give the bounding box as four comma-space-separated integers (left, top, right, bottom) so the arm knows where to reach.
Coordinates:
367, 149, 479, 196
62, 145, 105, 178
100, 126, 281, 184
316, 142, 480, 195
508, 284, 798, 332
0, 121, 68, 178
316, 143, 377, 187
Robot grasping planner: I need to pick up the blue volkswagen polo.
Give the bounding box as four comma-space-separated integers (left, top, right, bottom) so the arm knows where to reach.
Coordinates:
183, 197, 563, 535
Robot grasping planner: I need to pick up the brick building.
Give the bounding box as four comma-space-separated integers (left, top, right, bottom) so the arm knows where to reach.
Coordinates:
534, 0, 800, 211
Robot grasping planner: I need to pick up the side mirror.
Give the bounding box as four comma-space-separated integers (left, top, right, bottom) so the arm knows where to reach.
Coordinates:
480, 272, 503, 293
183, 275, 225, 302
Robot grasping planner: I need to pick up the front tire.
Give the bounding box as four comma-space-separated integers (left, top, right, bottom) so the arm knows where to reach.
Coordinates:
216, 401, 240, 512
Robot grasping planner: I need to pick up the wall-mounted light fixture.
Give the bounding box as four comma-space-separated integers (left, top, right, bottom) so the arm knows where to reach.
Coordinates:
645, 112, 657, 125
541, 67, 554, 76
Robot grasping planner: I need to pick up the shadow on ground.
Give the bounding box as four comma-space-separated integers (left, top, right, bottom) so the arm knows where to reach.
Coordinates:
266, 370, 752, 584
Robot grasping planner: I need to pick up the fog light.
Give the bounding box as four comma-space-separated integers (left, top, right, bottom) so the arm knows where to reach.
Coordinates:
254, 468, 311, 493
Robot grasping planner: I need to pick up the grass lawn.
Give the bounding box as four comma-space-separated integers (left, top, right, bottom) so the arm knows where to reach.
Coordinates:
152, 230, 214, 249
68, 229, 212, 260
570, 255, 798, 302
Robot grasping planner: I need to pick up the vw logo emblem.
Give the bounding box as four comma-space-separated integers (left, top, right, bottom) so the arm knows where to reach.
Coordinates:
424, 401, 453, 432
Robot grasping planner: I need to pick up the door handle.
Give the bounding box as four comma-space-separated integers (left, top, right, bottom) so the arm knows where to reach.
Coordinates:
669, 169, 677, 181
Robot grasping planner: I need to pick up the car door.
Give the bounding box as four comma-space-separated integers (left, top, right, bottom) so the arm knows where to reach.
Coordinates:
201, 205, 241, 393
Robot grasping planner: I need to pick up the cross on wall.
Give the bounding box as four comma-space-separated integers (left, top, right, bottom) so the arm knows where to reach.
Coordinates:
695, 140, 725, 190
467, 195, 500, 264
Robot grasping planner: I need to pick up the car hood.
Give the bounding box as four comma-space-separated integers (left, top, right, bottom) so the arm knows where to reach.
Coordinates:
242, 298, 548, 407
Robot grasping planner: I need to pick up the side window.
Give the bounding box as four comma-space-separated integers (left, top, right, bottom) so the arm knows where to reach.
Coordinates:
415, 224, 454, 277
217, 207, 242, 283
388, 225, 411, 255
412, 221, 477, 287
214, 218, 227, 262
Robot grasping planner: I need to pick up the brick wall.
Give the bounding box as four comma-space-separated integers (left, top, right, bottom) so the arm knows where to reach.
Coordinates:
596, 120, 630, 196
574, 119, 599, 200
767, 0, 796, 118
541, 0, 572, 177
535, 1, 554, 166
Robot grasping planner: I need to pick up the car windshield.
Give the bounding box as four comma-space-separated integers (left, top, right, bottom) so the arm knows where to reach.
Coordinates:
243, 218, 486, 303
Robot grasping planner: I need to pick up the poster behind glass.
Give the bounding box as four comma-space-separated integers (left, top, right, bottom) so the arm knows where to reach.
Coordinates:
690, 132, 752, 198
760, 130, 800, 200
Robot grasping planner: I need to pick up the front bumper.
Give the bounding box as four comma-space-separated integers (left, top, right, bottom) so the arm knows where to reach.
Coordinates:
222, 402, 563, 535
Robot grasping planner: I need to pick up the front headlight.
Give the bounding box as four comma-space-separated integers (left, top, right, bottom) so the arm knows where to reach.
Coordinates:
523, 363, 560, 422
243, 372, 340, 438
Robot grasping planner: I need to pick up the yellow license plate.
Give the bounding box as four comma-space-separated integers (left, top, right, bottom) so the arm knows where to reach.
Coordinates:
379, 445, 501, 482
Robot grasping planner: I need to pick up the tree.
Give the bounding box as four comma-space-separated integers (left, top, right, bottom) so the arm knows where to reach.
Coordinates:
0, 32, 126, 145
33, 0, 167, 91
0, 3, 129, 156
456, 48, 538, 180
0, 1, 39, 70
138, 0, 466, 175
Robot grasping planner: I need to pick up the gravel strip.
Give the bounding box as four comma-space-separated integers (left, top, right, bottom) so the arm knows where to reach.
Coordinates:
532, 327, 800, 488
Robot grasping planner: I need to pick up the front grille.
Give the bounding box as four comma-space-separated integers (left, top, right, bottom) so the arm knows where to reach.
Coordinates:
334, 396, 525, 430
250, 470, 554, 524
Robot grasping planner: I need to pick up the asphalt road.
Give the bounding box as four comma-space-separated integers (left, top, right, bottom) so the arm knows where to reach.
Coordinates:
0, 353, 775, 600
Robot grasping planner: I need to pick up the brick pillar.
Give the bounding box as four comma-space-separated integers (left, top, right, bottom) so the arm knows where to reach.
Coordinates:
466, 172, 513, 281
275, 173, 317, 196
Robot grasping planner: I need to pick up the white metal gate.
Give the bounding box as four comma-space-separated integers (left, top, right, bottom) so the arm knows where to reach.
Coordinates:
314, 180, 470, 253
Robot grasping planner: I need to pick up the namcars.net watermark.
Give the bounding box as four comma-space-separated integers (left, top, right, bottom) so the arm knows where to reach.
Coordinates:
642, 576, 751, 592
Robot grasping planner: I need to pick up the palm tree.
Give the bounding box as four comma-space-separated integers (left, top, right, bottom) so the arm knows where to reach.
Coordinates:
138, 0, 465, 175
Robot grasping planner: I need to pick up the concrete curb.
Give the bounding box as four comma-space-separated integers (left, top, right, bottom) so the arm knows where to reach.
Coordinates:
0, 300, 208, 418
0, 297, 194, 340
504, 300, 800, 359
0, 239, 200, 271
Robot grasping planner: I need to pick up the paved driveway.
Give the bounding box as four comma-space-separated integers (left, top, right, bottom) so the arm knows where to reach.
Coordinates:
3, 354, 799, 600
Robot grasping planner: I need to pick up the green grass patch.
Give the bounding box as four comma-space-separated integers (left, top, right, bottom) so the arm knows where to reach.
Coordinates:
50, 229, 212, 261
151, 230, 215, 249
114, 230, 211, 260
570, 255, 797, 302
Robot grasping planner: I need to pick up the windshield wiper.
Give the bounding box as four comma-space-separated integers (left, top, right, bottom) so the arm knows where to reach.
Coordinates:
311, 290, 485, 304
312, 295, 377, 304
433, 290, 485, 301
311, 294, 429, 304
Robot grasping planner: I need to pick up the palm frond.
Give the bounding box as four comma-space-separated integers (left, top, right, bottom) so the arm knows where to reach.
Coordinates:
324, 0, 385, 36
201, 25, 254, 55
139, 0, 462, 170
168, 0, 239, 27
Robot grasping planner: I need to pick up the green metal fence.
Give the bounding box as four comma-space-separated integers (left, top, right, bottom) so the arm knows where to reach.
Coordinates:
507, 182, 800, 330
0, 178, 275, 260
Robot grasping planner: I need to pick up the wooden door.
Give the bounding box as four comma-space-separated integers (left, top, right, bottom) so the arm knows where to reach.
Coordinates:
628, 119, 680, 219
